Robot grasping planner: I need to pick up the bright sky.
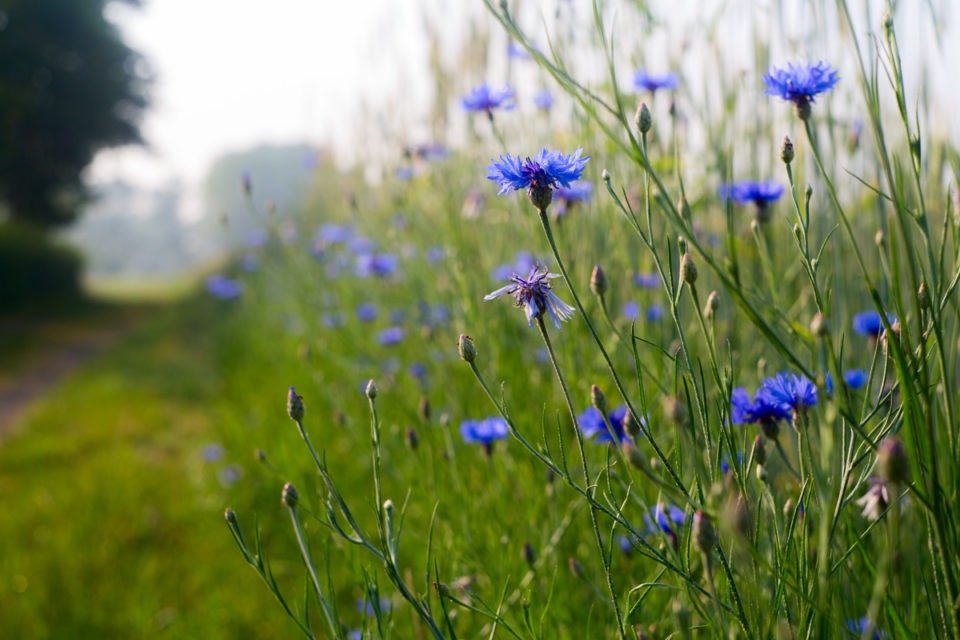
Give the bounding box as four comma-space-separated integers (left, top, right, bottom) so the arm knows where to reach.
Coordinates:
91, 0, 435, 188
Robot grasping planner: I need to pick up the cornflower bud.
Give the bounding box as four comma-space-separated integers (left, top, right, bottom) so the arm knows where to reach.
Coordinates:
756, 464, 768, 482
623, 440, 646, 470
568, 557, 585, 578
523, 541, 536, 566
918, 283, 929, 310
706, 290, 719, 314
590, 264, 607, 297
875, 230, 885, 247
287, 386, 305, 422
224, 507, 239, 526
282, 482, 299, 508
601, 169, 611, 183
418, 396, 431, 422
662, 396, 689, 429
780, 135, 795, 164
678, 236, 687, 255
590, 384, 608, 415
680, 253, 698, 284
692, 511, 716, 554
878, 436, 910, 485
623, 409, 642, 438
365, 379, 378, 399
458, 335, 477, 363
678, 195, 691, 221
405, 426, 419, 450
635, 102, 652, 133
752, 435, 767, 466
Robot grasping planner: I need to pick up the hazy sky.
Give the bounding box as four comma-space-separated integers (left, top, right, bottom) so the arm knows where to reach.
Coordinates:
90, 0, 434, 188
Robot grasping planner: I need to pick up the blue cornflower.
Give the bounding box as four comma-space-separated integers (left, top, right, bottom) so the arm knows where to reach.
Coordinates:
646, 304, 664, 321
553, 181, 594, 216
425, 246, 446, 264
577, 405, 632, 446
355, 303, 378, 322
633, 272, 660, 288
533, 89, 555, 110
460, 416, 509, 452
356, 253, 398, 278
461, 84, 515, 114
757, 372, 818, 414
377, 327, 406, 346
720, 181, 784, 208
763, 61, 839, 119
396, 166, 413, 181
487, 148, 589, 210
411, 143, 448, 162
644, 503, 686, 536
853, 310, 895, 337
826, 369, 867, 394
357, 597, 392, 616
240, 253, 258, 272
408, 362, 428, 380
317, 223, 353, 245
246, 227, 268, 248
484, 264, 575, 329
507, 41, 532, 60
634, 70, 679, 93
206, 274, 243, 300
846, 616, 884, 639
321, 312, 346, 328
622, 301, 641, 321
730, 387, 791, 439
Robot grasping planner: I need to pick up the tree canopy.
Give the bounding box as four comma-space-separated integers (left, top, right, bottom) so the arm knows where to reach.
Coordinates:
0, 0, 150, 228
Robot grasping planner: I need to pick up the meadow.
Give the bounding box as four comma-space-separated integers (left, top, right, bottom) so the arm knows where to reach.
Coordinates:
3, 0, 960, 638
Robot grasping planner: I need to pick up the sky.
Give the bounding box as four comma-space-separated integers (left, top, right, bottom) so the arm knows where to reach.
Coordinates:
90, 0, 436, 189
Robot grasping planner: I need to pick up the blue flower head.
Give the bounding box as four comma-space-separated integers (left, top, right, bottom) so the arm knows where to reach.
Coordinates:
507, 42, 532, 60
646, 304, 664, 322
484, 264, 575, 330
622, 301, 641, 321
633, 272, 660, 288
206, 274, 243, 300
577, 405, 633, 446
853, 310, 895, 337
534, 89, 555, 110
355, 303, 378, 322
763, 62, 839, 119
846, 616, 885, 639
553, 181, 594, 218
731, 386, 791, 439
757, 372, 818, 415
720, 181, 784, 208
377, 327, 405, 346
826, 369, 867, 394
634, 70, 679, 93
460, 416, 509, 454
461, 84, 515, 114
644, 502, 686, 536
487, 147, 589, 210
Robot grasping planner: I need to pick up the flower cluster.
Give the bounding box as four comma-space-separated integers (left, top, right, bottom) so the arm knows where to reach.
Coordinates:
484, 264, 575, 329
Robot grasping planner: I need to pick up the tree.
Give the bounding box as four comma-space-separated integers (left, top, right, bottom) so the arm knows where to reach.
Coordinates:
0, 0, 150, 228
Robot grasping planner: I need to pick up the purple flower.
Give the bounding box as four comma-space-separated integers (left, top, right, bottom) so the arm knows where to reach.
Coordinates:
426, 246, 446, 264
356, 253, 398, 278
240, 253, 258, 272
507, 42, 532, 60
484, 264, 575, 329
853, 310, 895, 337
396, 166, 413, 181
533, 89, 555, 110
763, 62, 839, 115
622, 301, 640, 321
720, 181, 784, 207
377, 327, 406, 346
317, 224, 353, 245
202, 443, 225, 463
645, 304, 664, 322
846, 616, 884, 639
412, 143, 448, 162
355, 303, 378, 322
644, 502, 685, 535
206, 274, 243, 300
554, 181, 594, 206
408, 362, 428, 379
460, 417, 509, 445
634, 70, 679, 93
357, 597, 392, 616
826, 369, 867, 394
487, 148, 589, 196
246, 228, 268, 248
321, 312, 346, 328
633, 272, 660, 288
461, 84, 516, 114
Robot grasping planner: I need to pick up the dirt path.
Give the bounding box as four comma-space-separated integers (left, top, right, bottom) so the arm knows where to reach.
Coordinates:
0, 308, 144, 433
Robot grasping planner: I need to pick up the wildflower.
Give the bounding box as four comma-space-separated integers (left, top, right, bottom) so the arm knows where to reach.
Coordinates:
487, 147, 589, 211
633, 70, 679, 93
577, 405, 632, 446
321, 312, 346, 328
644, 502, 686, 536
507, 41, 532, 60
877, 436, 910, 484
356, 253, 398, 278
349, 236, 377, 255
622, 301, 640, 321
281, 482, 298, 507
460, 416, 509, 454
846, 616, 885, 639
240, 253, 258, 272
635, 103, 652, 133
377, 327, 406, 346
461, 84, 515, 115
731, 386, 790, 440
757, 372, 818, 414
853, 310, 895, 337
633, 272, 660, 288
492, 251, 538, 282
205, 274, 243, 300
357, 597, 393, 616
202, 443, 225, 463
533, 89, 555, 110
355, 303, 378, 322
395, 166, 413, 181
458, 335, 477, 363
720, 181, 784, 208
317, 223, 353, 245
411, 143, 448, 162
855, 477, 890, 521
646, 304, 664, 321
246, 227, 267, 248
553, 181, 594, 217
426, 246, 445, 264
484, 264, 575, 329
763, 61, 839, 119
825, 369, 867, 394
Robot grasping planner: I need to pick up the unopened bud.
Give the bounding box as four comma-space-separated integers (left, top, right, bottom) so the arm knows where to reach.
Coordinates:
405, 426, 420, 450
623, 440, 646, 470
419, 396, 431, 422
523, 541, 537, 566
590, 264, 608, 297
810, 312, 827, 337
878, 436, 910, 485
783, 499, 795, 519
680, 253, 698, 284
623, 410, 642, 438
282, 482, 299, 508
756, 464, 767, 482
287, 386, 305, 422
662, 396, 689, 428
678, 195, 691, 221
568, 557, 585, 578
590, 384, 608, 415
706, 290, 719, 313
225, 507, 238, 526
692, 511, 716, 554
678, 236, 687, 255
601, 169, 611, 183
635, 102, 652, 133
255, 448, 267, 463
918, 283, 929, 310
780, 135, 795, 164
875, 229, 885, 247
434, 582, 451, 598
882, 12, 894, 36
458, 335, 477, 363
365, 379, 378, 399
752, 435, 767, 466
